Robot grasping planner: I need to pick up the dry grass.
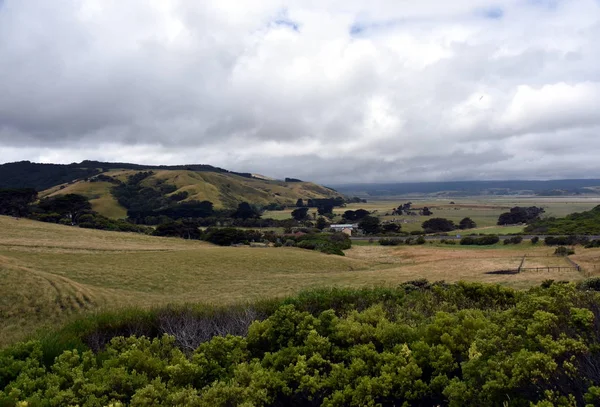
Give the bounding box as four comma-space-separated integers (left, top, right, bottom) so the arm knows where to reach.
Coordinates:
42, 181, 127, 218
41, 169, 341, 217
1, 215, 599, 347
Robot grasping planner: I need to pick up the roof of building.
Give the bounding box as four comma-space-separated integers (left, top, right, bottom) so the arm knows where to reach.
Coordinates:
330, 224, 354, 228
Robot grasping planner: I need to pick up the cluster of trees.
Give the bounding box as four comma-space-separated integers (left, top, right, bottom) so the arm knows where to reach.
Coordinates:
152, 221, 351, 255
111, 171, 215, 223
3, 281, 600, 406
420, 217, 477, 233
497, 206, 545, 225
0, 188, 37, 217
422, 218, 456, 233
526, 205, 600, 235
544, 235, 591, 246
341, 209, 370, 222
294, 198, 346, 217
29, 193, 151, 233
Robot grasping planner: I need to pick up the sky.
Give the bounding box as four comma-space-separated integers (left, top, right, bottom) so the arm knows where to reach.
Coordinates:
1, 0, 600, 183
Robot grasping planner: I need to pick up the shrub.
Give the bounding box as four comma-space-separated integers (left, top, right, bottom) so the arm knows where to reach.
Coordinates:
460, 235, 500, 245
379, 238, 404, 246
554, 246, 575, 256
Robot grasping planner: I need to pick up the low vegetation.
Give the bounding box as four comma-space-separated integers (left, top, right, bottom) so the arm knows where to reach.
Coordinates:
3, 282, 600, 406
526, 205, 600, 235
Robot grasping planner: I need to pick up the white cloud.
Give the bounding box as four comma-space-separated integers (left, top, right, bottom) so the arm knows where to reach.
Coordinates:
1, 0, 600, 182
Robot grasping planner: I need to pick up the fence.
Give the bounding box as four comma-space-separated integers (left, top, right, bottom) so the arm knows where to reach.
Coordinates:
519, 266, 580, 272
490, 254, 584, 275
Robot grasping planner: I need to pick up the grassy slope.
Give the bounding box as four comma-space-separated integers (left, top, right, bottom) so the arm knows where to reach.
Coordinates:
42, 181, 127, 218
40, 169, 341, 218
2, 216, 596, 347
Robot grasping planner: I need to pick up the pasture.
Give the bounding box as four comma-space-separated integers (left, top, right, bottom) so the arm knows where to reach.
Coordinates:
2, 215, 597, 347
266, 196, 600, 233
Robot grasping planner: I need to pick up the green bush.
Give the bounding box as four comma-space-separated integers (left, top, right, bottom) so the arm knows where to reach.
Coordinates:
554, 246, 575, 256
460, 235, 500, 245
3, 282, 600, 406
379, 238, 404, 246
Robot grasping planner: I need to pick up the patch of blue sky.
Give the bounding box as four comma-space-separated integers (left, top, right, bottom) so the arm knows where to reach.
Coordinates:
480, 6, 504, 19
526, 0, 560, 10
349, 19, 409, 36
273, 18, 299, 32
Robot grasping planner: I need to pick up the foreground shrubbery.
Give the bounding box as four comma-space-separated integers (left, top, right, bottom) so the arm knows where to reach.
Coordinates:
2, 282, 600, 406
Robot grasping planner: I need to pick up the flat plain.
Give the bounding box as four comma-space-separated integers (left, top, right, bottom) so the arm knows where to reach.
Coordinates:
2, 214, 597, 347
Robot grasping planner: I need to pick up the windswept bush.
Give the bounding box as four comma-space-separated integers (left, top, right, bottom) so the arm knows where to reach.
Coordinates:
3, 283, 600, 406
544, 235, 589, 246
460, 235, 500, 245
295, 232, 351, 256
379, 238, 404, 246
204, 227, 263, 246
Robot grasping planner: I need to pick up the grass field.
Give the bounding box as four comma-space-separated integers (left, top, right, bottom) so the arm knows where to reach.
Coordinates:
1, 215, 597, 347
265, 197, 600, 233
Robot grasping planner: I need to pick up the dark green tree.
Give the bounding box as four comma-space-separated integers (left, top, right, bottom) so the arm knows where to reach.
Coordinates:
458, 217, 477, 230
291, 207, 309, 221
358, 215, 381, 235
232, 202, 260, 220
37, 194, 92, 223
295, 199, 304, 207
316, 217, 328, 230
382, 223, 401, 233
317, 204, 334, 216
0, 188, 38, 217
422, 218, 456, 233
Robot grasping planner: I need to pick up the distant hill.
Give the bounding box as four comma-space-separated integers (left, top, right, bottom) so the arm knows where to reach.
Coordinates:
333, 179, 600, 197
0, 160, 254, 191
0, 161, 339, 217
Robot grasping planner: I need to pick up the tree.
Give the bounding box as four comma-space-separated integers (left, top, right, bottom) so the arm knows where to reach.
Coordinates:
37, 194, 92, 223
382, 223, 401, 234
421, 207, 433, 216
0, 188, 37, 217
291, 207, 309, 221
343, 210, 357, 221
295, 199, 304, 207
354, 209, 370, 220
458, 217, 477, 230
316, 217, 328, 230
358, 215, 381, 235
153, 220, 202, 239
343, 209, 369, 222
232, 202, 260, 220
422, 218, 456, 233
498, 206, 545, 225
317, 204, 334, 216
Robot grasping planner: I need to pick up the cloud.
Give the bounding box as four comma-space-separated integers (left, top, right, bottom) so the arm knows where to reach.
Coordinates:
0, 0, 599, 183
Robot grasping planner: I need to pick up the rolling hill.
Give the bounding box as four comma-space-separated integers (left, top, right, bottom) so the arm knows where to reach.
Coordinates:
334, 179, 600, 197
37, 167, 341, 217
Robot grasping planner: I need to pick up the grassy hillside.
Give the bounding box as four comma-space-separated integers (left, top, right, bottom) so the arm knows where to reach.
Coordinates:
40, 169, 341, 217
1, 216, 594, 347
42, 180, 127, 218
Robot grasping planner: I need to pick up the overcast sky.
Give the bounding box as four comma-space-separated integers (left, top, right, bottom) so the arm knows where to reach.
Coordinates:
1, 0, 600, 183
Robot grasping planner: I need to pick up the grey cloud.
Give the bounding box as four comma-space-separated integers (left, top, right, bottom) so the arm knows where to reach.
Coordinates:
1, 0, 600, 183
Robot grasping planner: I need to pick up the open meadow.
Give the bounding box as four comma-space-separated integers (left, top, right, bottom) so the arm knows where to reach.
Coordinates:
264, 196, 600, 233
2, 215, 598, 347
